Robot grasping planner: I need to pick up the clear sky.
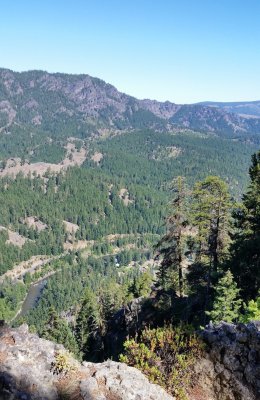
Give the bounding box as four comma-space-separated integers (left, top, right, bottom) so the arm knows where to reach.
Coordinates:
1, 0, 260, 103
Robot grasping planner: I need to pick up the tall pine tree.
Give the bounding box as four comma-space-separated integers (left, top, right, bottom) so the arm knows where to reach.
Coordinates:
231, 151, 260, 300
191, 176, 232, 272
156, 177, 189, 297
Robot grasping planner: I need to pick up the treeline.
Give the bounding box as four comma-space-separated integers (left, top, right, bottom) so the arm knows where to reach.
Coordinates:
0, 128, 257, 275
156, 150, 260, 325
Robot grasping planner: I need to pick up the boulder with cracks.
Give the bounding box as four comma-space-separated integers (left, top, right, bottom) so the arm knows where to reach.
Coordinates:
192, 321, 260, 400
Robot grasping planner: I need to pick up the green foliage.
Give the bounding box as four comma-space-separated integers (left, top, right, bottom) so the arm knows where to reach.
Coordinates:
0, 280, 26, 321
89, 129, 256, 197
22, 245, 151, 329
241, 295, 260, 323
128, 271, 153, 298
120, 325, 203, 399
0, 165, 166, 275
42, 308, 79, 356
156, 177, 189, 296
206, 270, 242, 324
50, 351, 77, 376
75, 287, 102, 358
191, 175, 232, 269
230, 151, 260, 299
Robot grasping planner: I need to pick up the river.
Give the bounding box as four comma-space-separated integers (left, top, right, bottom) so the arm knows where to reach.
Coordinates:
17, 278, 47, 318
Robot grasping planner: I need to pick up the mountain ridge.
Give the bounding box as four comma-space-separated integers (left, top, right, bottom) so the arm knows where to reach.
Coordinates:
1, 67, 260, 146
198, 100, 260, 118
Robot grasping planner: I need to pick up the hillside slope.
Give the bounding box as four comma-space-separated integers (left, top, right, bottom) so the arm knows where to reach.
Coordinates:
0, 68, 260, 155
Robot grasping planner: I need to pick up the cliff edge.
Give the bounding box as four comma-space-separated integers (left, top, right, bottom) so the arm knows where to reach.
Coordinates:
0, 324, 173, 400
193, 321, 260, 400
1, 322, 260, 400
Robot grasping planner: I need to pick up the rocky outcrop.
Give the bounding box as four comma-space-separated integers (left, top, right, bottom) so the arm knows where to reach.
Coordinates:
2, 321, 260, 400
0, 324, 173, 400
1, 68, 260, 139
193, 321, 260, 400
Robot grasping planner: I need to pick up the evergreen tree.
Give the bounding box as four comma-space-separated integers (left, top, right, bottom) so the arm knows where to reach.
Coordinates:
188, 176, 232, 314
206, 270, 241, 324
241, 295, 260, 322
42, 307, 79, 356
187, 176, 231, 324
156, 177, 189, 297
191, 176, 232, 271
75, 287, 102, 359
231, 151, 260, 299
128, 271, 153, 298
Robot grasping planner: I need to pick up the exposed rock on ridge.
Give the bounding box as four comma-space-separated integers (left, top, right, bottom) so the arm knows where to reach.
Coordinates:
1, 321, 260, 399
194, 321, 260, 400
104, 300, 260, 400
0, 324, 173, 400
1, 68, 260, 139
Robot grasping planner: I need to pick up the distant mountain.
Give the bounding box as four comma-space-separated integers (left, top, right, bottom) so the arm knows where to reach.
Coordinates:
0, 68, 260, 149
170, 104, 260, 138
198, 100, 260, 118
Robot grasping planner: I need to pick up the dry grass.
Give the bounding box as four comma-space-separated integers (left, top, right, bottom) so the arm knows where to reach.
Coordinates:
63, 221, 79, 234
55, 369, 86, 400
91, 152, 103, 164
118, 188, 133, 206
0, 140, 87, 179
25, 216, 48, 232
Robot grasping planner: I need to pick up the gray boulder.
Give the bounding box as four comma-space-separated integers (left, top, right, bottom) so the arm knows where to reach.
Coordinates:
0, 324, 173, 400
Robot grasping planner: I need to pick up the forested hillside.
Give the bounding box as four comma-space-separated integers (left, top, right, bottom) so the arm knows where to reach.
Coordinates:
2, 149, 257, 400
1, 68, 260, 399
1, 68, 260, 165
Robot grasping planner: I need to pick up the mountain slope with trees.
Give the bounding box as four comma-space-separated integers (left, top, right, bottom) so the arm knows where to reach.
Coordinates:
1, 68, 260, 399
1, 68, 260, 164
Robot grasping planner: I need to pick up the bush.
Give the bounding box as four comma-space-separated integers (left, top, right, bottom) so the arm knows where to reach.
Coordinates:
119, 324, 203, 400
50, 351, 77, 376
241, 296, 260, 322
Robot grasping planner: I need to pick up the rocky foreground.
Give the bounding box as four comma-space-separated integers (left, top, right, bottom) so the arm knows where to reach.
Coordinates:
1, 322, 260, 399
195, 321, 260, 400
0, 324, 172, 400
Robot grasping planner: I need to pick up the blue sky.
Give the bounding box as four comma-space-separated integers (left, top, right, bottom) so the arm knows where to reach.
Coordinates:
1, 0, 260, 103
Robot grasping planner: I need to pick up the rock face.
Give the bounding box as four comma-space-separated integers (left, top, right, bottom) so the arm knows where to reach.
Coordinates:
1, 68, 260, 139
1, 322, 260, 400
193, 321, 260, 400
0, 324, 173, 400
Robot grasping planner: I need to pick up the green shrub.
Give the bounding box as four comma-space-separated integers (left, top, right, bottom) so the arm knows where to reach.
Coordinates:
50, 351, 77, 376
241, 296, 260, 322
119, 324, 203, 400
